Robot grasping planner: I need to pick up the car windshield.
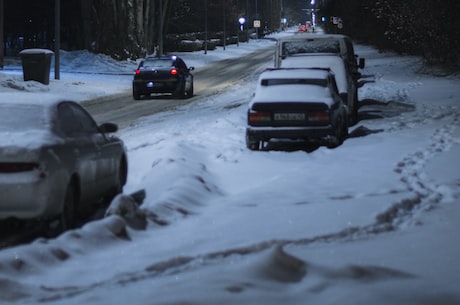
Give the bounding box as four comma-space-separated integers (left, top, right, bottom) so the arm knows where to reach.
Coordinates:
282, 40, 340, 57
261, 78, 327, 87
141, 58, 172, 69
0, 104, 49, 132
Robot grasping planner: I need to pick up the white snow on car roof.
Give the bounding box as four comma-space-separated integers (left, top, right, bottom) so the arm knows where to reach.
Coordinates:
258, 68, 330, 79
278, 34, 349, 40
0, 93, 66, 149
280, 54, 348, 93
251, 84, 333, 106
250, 68, 335, 105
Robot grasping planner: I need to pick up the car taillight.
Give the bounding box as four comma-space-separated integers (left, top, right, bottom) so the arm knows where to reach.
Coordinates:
248, 110, 271, 123
0, 162, 39, 173
135, 69, 141, 75
307, 111, 330, 122
170, 68, 178, 75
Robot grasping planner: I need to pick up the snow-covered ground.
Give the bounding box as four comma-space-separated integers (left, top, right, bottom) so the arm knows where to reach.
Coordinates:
1, 30, 460, 305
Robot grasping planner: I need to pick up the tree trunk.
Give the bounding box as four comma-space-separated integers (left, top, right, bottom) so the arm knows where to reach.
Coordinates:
79, 0, 159, 60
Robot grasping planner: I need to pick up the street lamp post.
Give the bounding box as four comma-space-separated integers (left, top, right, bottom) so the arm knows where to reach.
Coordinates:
255, 0, 258, 39
0, 0, 4, 69
54, 0, 60, 80
223, 0, 226, 50
236, 0, 239, 46
204, 0, 208, 54
159, 0, 163, 55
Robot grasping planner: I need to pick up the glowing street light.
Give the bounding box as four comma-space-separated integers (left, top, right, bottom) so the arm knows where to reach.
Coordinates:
239, 17, 246, 31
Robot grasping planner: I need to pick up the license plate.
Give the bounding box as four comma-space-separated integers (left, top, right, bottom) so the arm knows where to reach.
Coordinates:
146, 82, 154, 88
274, 113, 305, 121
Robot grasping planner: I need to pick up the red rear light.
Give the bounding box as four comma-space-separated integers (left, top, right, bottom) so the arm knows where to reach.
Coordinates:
248, 110, 271, 123
307, 111, 330, 122
0, 163, 38, 173
135, 69, 141, 75
170, 68, 178, 75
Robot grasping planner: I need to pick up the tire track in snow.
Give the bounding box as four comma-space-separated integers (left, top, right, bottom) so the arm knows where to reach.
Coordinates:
377, 103, 460, 227
2, 79, 460, 304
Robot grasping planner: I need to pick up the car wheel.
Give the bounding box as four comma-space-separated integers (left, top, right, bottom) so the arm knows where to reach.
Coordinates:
187, 81, 194, 98
61, 179, 78, 231
349, 90, 359, 125
105, 157, 128, 204
174, 81, 186, 99
133, 87, 141, 100
246, 134, 261, 151
327, 118, 345, 149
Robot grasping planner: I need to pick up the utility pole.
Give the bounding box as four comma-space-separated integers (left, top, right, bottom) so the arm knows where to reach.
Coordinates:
54, 0, 60, 80
255, 0, 258, 39
0, 0, 4, 69
159, 0, 163, 55
204, 0, 208, 54
223, 0, 226, 50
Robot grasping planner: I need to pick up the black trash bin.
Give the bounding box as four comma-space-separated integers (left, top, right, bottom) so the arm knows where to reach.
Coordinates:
19, 49, 54, 85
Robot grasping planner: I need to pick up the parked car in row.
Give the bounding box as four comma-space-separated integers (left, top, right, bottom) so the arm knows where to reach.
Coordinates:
0, 97, 128, 231
274, 34, 365, 80
280, 53, 359, 125
274, 34, 371, 125
132, 55, 194, 100
246, 68, 348, 150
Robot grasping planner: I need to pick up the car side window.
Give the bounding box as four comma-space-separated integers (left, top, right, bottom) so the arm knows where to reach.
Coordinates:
329, 75, 340, 96
344, 39, 356, 65
58, 102, 98, 136
70, 104, 98, 133
176, 59, 187, 70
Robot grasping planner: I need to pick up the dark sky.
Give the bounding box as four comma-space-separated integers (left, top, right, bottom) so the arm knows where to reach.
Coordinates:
4, 0, 55, 34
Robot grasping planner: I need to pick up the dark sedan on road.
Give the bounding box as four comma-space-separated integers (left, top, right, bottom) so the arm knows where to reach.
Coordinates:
246, 68, 348, 150
132, 55, 194, 100
0, 96, 128, 232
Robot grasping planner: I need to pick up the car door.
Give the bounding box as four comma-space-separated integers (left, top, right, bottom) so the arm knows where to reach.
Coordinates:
176, 58, 192, 90
67, 103, 120, 199
57, 102, 117, 204
57, 102, 101, 204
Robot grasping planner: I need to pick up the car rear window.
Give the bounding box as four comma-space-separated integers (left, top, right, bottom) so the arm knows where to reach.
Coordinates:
261, 78, 327, 87
282, 40, 340, 57
0, 104, 48, 131
141, 58, 172, 68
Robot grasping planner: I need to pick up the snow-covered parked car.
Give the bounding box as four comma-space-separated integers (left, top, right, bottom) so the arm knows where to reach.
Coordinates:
279, 53, 359, 125
246, 68, 348, 150
274, 34, 365, 80
0, 97, 128, 231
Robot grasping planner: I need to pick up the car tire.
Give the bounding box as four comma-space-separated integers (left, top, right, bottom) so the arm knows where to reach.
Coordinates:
104, 157, 128, 205
246, 134, 261, 151
174, 81, 186, 99
327, 117, 345, 149
133, 87, 141, 100
349, 90, 359, 125
187, 81, 194, 98
61, 179, 78, 231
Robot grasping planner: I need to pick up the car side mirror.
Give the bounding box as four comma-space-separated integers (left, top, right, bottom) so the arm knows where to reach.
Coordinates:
189, 67, 195, 71
99, 122, 118, 133
359, 57, 365, 69
357, 78, 375, 88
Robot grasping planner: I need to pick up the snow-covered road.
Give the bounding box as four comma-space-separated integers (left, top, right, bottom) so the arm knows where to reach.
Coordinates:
1, 32, 459, 305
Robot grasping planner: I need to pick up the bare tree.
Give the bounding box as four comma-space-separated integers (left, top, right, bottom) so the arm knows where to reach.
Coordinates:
80, 0, 159, 60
